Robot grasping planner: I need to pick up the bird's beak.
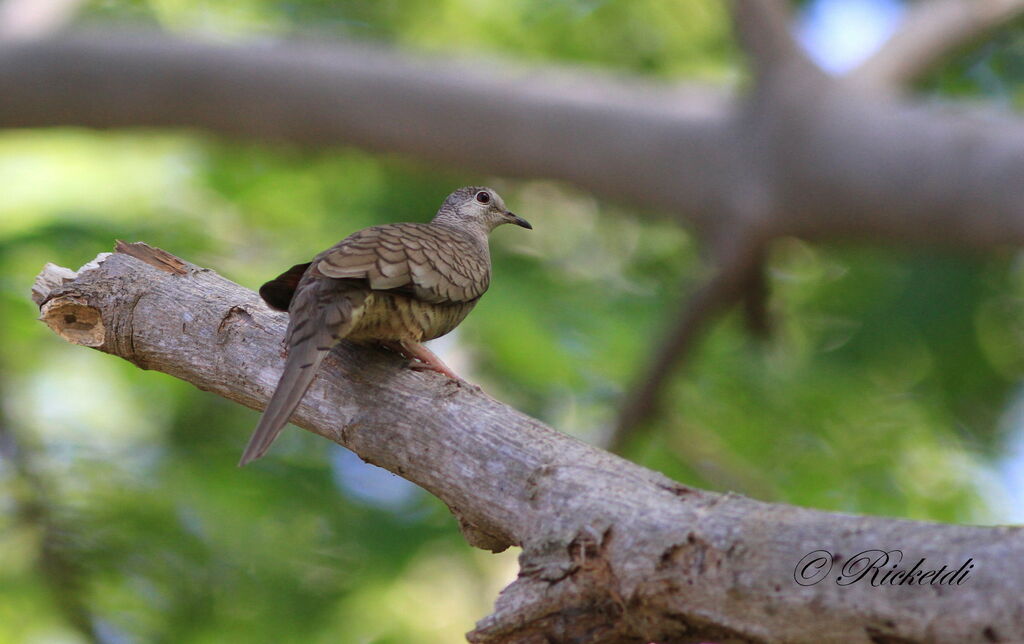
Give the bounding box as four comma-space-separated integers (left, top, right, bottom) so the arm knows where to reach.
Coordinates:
506, 211, 532, 230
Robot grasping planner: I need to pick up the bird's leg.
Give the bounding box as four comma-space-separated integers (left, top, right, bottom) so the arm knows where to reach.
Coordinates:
384, 340, 462, 382
402, 341, 462, 381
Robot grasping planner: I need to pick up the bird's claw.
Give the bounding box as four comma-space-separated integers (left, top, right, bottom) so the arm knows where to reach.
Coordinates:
446, 378, 483, 393
405, 359, 434, 372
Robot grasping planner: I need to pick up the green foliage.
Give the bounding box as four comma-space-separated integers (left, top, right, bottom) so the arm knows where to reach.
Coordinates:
920, 21, 1024, 107
1, 1, 1023, 642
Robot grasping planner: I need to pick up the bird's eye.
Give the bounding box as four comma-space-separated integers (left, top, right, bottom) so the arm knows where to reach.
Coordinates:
475, 191, 491, 204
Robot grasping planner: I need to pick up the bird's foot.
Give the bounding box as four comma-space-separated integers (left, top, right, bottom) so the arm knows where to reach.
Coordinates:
407, 359, 480, 392
406, 358, 465, 383
389, 340, 479, 390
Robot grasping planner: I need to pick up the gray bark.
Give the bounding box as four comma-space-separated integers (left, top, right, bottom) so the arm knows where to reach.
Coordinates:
33, 246, 1024, 643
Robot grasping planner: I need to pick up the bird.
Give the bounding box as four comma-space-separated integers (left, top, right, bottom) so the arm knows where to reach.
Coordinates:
238, 186, 531, 466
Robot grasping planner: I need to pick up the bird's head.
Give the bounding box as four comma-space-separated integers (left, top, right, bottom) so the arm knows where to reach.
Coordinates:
432, 186, 532, 234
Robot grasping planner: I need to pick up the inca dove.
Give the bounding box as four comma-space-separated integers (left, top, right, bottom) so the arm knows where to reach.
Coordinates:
239, 186, 530, 465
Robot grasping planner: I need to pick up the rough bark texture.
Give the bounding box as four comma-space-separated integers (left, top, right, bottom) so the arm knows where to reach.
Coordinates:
33, 245, 1024, 643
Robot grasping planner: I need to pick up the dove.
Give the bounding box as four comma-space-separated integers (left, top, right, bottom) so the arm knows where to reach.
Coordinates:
239, 186, 530, 465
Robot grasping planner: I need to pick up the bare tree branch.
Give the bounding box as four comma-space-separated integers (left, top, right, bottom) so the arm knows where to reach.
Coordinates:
0, 33, 1023, 248
851, 0, 1024, 87
607, 232, 768, 452
0, 32, 736, 235
609, 0, 1024, 447
32, 245, 1024, 643
730, 0, 820, 81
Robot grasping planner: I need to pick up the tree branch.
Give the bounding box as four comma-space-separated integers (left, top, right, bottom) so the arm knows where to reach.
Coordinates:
606, 0, 1024, 440
730, 0, 820, 82
0, 32, 736, 235
607, 233, 768, 452
0, 32, 1023, 248
33, 244, 1024, 643
851, 0, 1024, 87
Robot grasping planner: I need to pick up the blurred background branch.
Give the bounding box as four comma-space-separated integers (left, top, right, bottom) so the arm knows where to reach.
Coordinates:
610, 230, 769, 451
851, 0, 1024, 86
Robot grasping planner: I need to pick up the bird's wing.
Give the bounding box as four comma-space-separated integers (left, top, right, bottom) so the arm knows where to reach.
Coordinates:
313, 223, 490, 304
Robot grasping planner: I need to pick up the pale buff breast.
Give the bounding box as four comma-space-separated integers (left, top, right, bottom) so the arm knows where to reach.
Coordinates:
345, 292, 478, 343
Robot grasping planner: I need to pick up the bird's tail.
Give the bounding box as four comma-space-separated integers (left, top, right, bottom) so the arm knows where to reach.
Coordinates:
238, 340, 328, 466
239, 281, 366, 466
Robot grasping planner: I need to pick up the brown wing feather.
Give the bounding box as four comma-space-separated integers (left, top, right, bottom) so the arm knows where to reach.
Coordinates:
315, 223, 490, 304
